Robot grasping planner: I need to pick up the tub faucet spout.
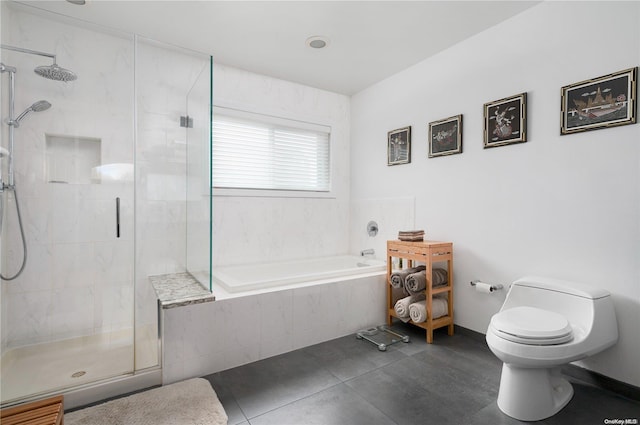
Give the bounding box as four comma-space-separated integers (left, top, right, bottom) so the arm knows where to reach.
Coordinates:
360, 249, 375, 256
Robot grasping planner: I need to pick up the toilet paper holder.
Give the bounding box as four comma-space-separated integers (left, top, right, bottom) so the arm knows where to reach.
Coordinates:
470, 280, 504, 292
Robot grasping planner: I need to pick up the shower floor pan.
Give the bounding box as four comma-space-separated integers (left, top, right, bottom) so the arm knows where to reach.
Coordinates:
356, 325, 409, 351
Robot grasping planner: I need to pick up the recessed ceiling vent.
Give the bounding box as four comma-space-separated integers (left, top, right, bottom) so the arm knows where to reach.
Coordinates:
306, 36, 329, 49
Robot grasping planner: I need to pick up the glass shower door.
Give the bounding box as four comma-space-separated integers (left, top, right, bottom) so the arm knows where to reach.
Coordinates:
0, 4, 135, 405
1, 3, 212, 408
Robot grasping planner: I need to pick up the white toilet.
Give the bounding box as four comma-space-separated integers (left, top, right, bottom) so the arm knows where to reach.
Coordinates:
486, 276, 618, 421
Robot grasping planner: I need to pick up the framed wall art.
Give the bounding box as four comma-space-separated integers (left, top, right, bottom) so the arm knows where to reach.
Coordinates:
483, 92, 527, 148
428, 114, 462, 158
561, 67, 637, 135
387, 126, 411, 165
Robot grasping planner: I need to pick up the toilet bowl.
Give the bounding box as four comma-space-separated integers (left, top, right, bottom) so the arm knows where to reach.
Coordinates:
486, 276, 618, 421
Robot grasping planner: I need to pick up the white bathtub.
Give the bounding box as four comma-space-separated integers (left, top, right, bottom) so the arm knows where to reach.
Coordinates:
165, 258, 388, 381
212, 255, 386, 293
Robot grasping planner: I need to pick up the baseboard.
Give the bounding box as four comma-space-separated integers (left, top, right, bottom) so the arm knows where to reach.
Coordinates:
561, 364, 640, 402
453, 324, 486, 342
454, 325, 640, 402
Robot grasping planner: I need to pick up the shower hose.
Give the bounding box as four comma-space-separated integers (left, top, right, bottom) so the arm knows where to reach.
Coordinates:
0, 187, 28, 281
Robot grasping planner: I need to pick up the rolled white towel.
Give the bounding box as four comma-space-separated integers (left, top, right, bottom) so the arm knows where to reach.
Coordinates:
394, 293, 426, 322
409, 296, 448, 323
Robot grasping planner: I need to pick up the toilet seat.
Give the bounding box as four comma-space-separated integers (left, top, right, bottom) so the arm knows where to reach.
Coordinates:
490, 306, 573, 345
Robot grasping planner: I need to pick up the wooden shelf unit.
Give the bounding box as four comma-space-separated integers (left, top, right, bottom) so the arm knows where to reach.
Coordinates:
387, 240, 454, 343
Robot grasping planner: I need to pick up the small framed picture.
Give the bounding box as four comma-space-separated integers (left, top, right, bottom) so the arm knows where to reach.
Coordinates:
561, 67, 637, 135
484, 92, 527, 148
387, 126, 411, 165
428, 114, 462, 158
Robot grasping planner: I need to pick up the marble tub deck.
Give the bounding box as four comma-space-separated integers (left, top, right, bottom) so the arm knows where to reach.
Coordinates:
150, 272, 215, 309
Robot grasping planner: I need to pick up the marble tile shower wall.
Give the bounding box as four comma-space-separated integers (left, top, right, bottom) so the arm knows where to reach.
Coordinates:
2, 8, 135, 349
350, 197, 416, 260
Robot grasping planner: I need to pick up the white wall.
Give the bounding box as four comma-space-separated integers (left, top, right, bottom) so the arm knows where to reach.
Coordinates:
212, 64, 351, 266
350, 1, 640, 387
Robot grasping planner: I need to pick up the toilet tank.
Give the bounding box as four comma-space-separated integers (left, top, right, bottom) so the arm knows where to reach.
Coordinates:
502, 276, 611, 336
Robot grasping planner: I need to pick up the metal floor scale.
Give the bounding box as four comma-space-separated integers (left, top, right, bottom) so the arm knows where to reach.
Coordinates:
356, 325, 410, 351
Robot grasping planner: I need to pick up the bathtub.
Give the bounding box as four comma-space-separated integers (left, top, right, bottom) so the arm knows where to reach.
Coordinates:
212, 255, 386, 293
164, 255, 388, 382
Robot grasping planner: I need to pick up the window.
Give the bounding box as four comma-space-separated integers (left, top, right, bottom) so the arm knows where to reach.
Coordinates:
213, 107, 331, 194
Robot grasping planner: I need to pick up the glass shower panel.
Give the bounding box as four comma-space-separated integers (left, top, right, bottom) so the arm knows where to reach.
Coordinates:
186, 56, 212, 290
134, 37, 212, 369
0, 4, 135, 405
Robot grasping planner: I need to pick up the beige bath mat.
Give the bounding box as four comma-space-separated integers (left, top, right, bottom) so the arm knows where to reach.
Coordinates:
65, 378, 227, 425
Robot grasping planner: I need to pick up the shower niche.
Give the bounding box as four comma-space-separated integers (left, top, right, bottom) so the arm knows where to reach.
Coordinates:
45, 134, 102, 184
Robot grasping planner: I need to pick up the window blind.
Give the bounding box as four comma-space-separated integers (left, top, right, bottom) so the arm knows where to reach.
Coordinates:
213, 109, 330, 192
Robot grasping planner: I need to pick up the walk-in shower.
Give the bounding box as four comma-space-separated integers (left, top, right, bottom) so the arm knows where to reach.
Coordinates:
0, 44, 73, 281
1, 2, 211, 409
0, 24, 147, 406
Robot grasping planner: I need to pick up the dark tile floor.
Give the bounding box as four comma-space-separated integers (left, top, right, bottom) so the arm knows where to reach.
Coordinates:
203, 324, 640, 425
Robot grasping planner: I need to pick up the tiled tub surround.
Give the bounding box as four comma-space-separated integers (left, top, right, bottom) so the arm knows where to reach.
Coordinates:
349, 197, 417, 266
211, 63, 352, 269
161, 272, 387, 384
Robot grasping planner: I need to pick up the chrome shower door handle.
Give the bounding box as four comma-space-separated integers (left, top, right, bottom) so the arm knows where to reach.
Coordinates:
116, 197, 120, 238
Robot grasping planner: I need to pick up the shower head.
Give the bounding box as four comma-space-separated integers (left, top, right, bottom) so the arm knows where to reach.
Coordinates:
1, 45, 77, 81
31, 100, 52, 112
34, 63, 77, 82
11, 100, 52, 127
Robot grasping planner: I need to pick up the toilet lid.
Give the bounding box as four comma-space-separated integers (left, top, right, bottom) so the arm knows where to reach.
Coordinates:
490, 306, 573, 345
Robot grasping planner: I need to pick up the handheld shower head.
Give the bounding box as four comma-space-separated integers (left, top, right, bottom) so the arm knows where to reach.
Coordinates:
30, 100, 52, 112
10, 100, 52, 127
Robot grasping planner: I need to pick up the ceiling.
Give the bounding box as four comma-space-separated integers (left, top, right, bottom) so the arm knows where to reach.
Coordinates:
15, 1, 540, 95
